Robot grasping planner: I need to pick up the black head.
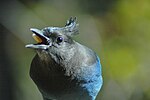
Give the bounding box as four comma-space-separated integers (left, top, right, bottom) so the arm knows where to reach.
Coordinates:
26, 17, 79, 61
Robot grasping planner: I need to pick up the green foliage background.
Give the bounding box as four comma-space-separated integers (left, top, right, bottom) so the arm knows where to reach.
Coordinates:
0, 0, 150, 100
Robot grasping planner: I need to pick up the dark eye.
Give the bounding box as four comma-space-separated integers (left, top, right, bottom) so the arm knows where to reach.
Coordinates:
56, 36, 63, 44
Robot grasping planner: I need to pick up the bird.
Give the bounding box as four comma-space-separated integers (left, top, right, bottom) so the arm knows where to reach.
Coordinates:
25, 17, 103, 100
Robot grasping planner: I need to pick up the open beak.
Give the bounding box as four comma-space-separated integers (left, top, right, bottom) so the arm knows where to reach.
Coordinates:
25, 28, 51, 50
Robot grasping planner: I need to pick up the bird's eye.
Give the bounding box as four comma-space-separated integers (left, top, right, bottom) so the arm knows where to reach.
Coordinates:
56, 36, 63, 44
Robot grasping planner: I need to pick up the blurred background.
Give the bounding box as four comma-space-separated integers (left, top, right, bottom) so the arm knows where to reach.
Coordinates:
0, 0, 150, 100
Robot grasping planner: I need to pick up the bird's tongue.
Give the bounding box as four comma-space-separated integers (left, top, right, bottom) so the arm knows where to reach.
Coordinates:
25, 28, 50, 50
32, 33, 43, 43
30, 28, 49, 45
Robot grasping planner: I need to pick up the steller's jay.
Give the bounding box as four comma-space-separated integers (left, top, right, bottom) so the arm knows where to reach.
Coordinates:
26, 17, 103, 100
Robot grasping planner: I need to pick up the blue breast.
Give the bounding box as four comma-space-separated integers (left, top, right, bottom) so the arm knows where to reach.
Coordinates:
76, 56, 103, 100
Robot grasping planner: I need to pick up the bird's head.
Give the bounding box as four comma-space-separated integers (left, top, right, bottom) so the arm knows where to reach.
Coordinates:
26, 17, 79, 62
